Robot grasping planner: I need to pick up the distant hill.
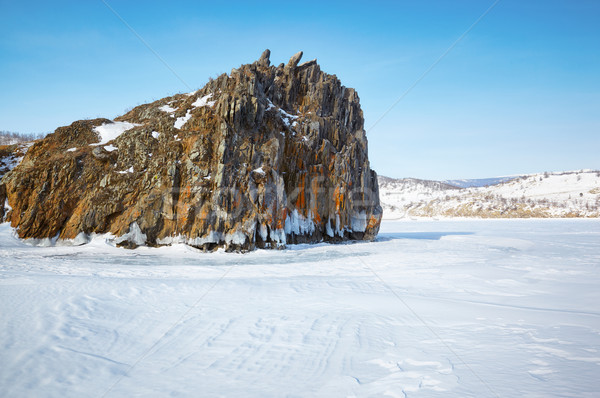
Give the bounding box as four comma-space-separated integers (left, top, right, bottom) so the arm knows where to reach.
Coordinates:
0, 131, 44, 146
380, 170, 600, 219
443, 176, 519, 188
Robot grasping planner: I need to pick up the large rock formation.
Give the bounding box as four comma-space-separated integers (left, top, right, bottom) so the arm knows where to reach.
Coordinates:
0, 50, 382, 251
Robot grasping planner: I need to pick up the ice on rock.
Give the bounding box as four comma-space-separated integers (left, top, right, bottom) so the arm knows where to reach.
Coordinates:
325, 218, 335, 237
258, 223, 269, 241
114, 222, 146, 247
269, 228, 286, 246
350, 211, 367, 232
284, 209, 315, 236
225, 230, 248, 246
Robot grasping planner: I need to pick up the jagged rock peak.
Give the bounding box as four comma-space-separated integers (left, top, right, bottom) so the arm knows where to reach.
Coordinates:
257, 49, 271, 67
0, 51, 382, 252
286, 51, 303, 69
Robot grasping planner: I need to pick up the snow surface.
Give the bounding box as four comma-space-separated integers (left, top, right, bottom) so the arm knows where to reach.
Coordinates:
93, 121, 139, 146
1, 219, 599, 397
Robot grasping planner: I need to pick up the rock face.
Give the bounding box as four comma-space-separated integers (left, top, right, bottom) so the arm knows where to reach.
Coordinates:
0, 50, 382, 251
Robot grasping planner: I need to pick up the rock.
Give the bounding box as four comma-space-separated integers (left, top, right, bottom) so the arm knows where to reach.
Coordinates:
0, 51, 382, 251
257, 49, 271, 67
92, 146, 111, 160
298, 59, 317, 70
286, 51, 303, 69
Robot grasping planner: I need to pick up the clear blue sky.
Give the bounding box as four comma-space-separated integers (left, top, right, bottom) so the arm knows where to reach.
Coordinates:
1, 0, 599, 180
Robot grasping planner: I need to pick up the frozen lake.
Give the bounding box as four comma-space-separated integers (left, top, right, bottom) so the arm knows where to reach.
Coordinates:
1, 219, 599, 397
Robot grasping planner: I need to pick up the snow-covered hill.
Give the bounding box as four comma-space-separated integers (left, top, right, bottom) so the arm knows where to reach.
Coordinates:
380, 170, 600, 219
443, 176, 519, 188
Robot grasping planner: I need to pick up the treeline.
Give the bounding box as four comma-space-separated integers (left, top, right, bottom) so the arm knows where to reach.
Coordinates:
0, 131, 46, 145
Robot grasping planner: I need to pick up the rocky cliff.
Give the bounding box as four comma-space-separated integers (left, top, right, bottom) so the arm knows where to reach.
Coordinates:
0, 50, 382, 251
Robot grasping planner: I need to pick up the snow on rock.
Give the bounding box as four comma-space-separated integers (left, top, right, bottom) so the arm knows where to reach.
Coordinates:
266, 99, 299, 128
279, 108, 298, 121
192, 94, 215, 108
174, 111, 192, 129
159, 104, 177, 113
0, 142, 33, 174
103, 145, 117, 152
151, 131, 160, 139
279, 108, 298, 128
117, 167, 134, 174
66, 147, 77, 152
93, 121, 139, 145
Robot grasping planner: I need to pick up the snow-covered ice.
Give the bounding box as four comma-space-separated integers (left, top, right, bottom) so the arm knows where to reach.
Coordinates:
1, 219, 599, 397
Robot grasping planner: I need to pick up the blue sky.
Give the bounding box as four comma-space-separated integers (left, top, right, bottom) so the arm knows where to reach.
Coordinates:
1, 0, 598, 180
